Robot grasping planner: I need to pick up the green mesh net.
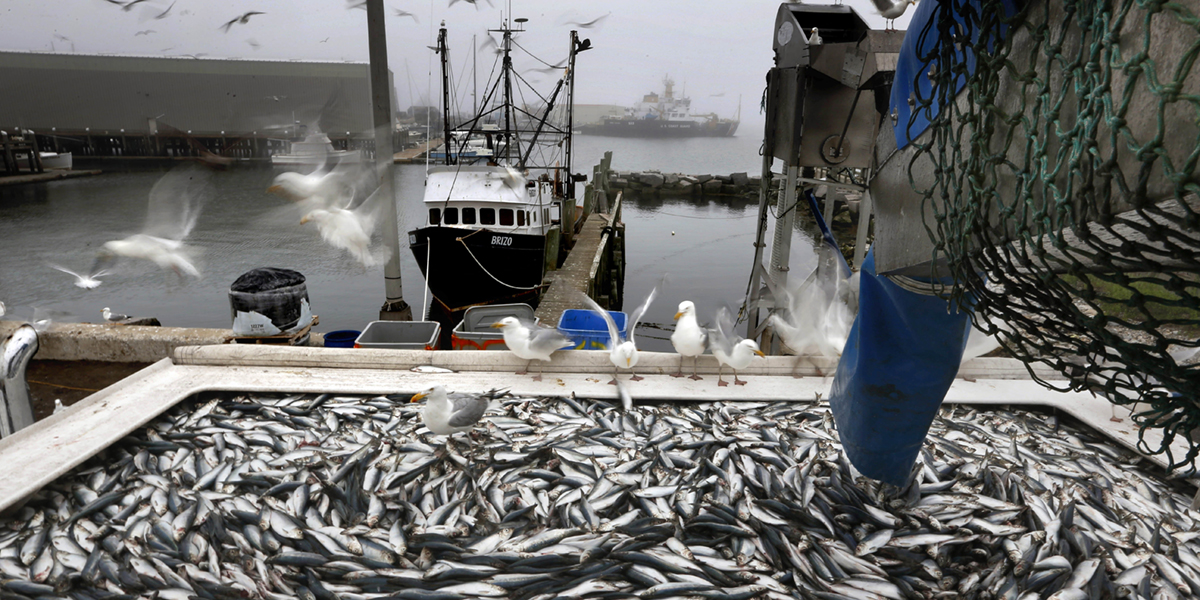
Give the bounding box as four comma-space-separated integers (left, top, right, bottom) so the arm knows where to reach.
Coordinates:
908, 0, 1200, 469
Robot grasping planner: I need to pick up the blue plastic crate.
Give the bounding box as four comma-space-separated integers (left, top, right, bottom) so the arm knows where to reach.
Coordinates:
557, 309, 627, 350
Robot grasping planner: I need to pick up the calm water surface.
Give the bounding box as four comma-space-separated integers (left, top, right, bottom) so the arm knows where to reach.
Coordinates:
0, 135, 815, 352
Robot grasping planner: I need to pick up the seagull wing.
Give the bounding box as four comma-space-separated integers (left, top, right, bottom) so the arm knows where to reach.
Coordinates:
577, 293, 620, 348
627, 277, 662, 345
142, 163, 214, 242
527, 324, 573, 354
710, 305, 738, 357
446, 393, 488, 428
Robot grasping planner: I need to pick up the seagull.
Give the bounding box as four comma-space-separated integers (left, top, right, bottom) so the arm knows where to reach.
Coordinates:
578, 281, 660, 385
394, 9, 419, 22
449, 0, 494, 10
96, 163, 213, 278
411, 386, 506, 454
154, 1, 175, 19
564, 13, 609, 29
768, 247, 855, 377
134, 30, 155, 36
273, 161, 390, 267
53, 399, 66, 415
491, 316, 573, 380
0, 301, 5, 317
49, 263, 111, 289
121, 0, 151, 11
809, 27, 823, 46
220, 11, 265, 33
670, 301, 707, 380
870, 0, 913, 31
500, 166, 526, 190
102, 307, 130, 322
710, 306, 765, 387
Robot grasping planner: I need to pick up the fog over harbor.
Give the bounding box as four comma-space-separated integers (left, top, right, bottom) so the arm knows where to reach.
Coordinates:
2, 0, 914, 130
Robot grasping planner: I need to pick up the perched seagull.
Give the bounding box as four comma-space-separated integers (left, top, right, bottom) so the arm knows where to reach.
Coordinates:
809, 27, 823, 45
96, 163, 213, 278
710, 306, 765, 387
670, 301, 707, 380
53, 399, 67, 415
491, 316, 572, 381
102, 307, 130, 322
871, 0, 914, 31
220, 11, 265, 33
394, 9, 420, 22
49, 263, 110, 289
579, 281, 660, 385
410, 386, 506, 452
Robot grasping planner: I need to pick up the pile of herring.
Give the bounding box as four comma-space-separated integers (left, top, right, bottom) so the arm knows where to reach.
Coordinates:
2, 392, 1200, 600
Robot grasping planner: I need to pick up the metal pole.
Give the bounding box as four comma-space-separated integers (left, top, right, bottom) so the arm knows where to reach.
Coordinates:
769, 165, 800, 287
368, 0, 412, 321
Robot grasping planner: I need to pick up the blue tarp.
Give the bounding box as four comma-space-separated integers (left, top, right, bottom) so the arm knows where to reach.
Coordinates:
829, 249, 971, 485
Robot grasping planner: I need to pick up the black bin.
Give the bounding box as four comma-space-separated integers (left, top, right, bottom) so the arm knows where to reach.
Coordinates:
229, 268, 310, 336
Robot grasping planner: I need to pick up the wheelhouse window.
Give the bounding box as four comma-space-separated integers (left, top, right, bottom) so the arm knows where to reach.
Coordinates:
499, 208, 514, 226
517, 210, 525, 226
480, 208, 496, 225
443, 207, 459, 225
428, 208, 440, 225
462, 207, 476, 225
543, 208, 550, 223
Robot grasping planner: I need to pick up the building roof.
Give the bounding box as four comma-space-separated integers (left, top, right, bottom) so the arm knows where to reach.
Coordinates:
0, 51, 390, 136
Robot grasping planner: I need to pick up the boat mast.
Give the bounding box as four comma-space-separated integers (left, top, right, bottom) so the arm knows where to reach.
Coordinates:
501, 16, 517, 166
438, 25, 453, 166
565, 30, 578, 200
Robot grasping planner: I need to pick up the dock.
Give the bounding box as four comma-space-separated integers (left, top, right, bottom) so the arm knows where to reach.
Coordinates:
0, 169, 102, 186
535, 152, 625, 326
392, 137, 442, 163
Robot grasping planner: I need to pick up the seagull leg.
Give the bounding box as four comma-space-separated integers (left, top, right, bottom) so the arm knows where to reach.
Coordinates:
717, 364, 728, 387
517, 359, 531, 376
671, 354, 685, 378
608, 366, 619, 386
532, 359, 543, 382
734, 370, 747, 386
689, 356, 703, 381
629, 366, 643, 382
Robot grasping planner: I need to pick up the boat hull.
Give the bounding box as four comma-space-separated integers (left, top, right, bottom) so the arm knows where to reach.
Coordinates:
409, 226, 546, 312
578, 119, 738, 138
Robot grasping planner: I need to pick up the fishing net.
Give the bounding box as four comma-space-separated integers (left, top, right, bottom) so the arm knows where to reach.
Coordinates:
907, 0, 1200, 469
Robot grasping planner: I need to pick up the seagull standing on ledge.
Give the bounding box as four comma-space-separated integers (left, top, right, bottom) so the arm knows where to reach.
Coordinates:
710, 306, 765, 387
492, 317, 572, 380
578, 279, 661, 385
670, 301, 707, 380
102, 307, 130, 322
871, 0, 914, 31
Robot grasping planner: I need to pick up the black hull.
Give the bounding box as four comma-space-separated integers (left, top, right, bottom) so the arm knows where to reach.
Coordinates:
578, 119, 739, 138
409, 226, 546, 313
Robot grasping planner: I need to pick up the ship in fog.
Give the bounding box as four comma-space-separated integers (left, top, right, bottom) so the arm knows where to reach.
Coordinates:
578, 75, 739, 138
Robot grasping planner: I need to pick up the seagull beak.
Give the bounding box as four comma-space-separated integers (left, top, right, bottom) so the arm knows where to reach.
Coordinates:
490, 322, 505, 329
754, 350, 766, 357
674, 311, 683, 320
410, 392, 427, 403
300, 215, 310, 225
267, 184, 283, 194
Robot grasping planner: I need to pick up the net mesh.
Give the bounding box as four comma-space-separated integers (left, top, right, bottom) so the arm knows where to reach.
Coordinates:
907, 0, 1200, 469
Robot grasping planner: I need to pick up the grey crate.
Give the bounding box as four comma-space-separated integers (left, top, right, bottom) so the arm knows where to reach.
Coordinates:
354, 321, 440, 350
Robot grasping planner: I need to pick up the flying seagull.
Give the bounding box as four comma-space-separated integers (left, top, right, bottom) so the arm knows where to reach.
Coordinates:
121, 0, 152, 11
565, 13, 609, 29
135, 30, 155, 36
154, 1, 175, 19
49, 264, 111, 289
394, 8, 419, 22
220, 11, 265, 33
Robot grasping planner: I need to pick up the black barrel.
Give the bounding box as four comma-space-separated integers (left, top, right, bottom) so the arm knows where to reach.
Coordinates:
229, 268, 309, 335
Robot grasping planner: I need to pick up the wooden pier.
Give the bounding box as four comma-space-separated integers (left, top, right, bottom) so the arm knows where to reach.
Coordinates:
393, 138, 442, 163
535, 152, 626, 327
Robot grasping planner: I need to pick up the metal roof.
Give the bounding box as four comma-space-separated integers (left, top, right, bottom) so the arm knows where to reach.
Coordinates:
0, 51, 393, 136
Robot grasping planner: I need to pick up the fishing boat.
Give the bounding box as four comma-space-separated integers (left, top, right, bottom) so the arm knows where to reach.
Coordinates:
578, 75, 739, 138
409, 17, 585, 315
271, 132, 361, 166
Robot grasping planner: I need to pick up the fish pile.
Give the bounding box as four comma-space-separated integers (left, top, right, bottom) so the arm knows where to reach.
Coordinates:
2, 392, 1200, 600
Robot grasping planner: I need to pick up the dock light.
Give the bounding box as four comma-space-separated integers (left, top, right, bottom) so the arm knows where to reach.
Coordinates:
221, 131, 225, 135
120, 129, 124, 133
85, 127, 89, 132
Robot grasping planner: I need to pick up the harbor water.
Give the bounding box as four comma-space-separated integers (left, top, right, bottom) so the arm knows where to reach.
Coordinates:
0, 134, 816, 352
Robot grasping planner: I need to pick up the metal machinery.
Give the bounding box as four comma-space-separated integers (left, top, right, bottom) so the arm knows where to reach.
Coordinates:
745, 3, 902, 342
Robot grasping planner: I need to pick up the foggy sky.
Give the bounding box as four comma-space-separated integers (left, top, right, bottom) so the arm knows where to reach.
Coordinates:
2, 0, 916, 130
